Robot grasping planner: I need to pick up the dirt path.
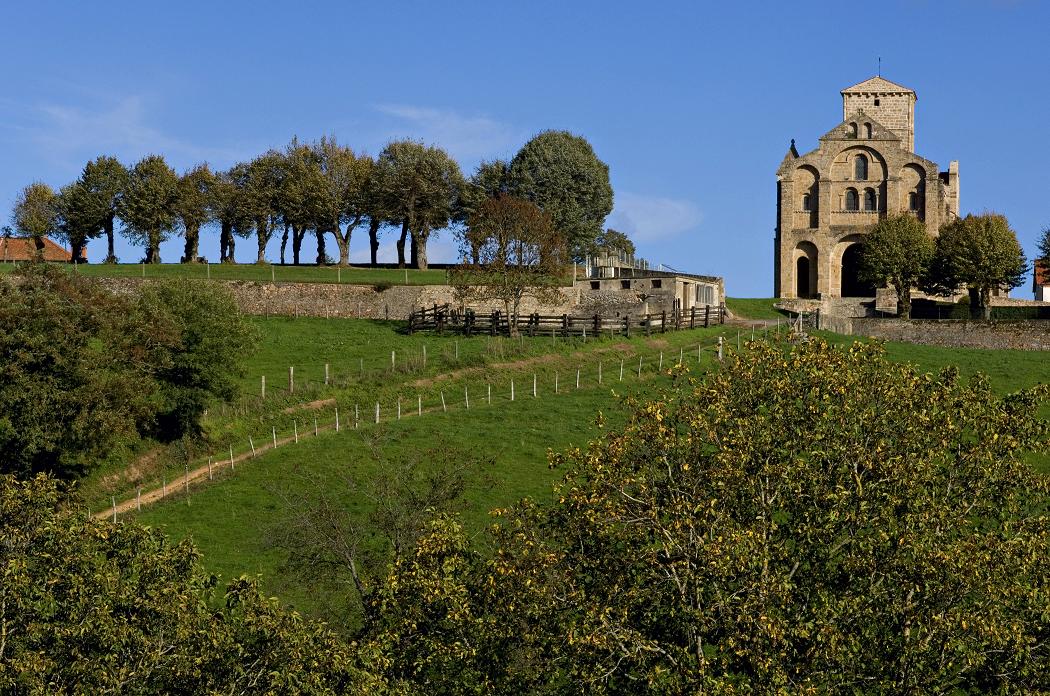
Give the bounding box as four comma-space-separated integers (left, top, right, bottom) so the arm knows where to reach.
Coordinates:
98, 334, 731, 520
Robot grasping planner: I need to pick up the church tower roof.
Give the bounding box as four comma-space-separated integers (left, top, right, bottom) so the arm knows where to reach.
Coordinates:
841, 76, 916, 96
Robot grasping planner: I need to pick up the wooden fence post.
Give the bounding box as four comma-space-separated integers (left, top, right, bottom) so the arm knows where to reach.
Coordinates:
324, 363, 329, 385
335, 408, 340, 431
261, 375, 266, 399
718, 336, 724, 362
441, 392, 447, 412
418, 395, 422, 416
690, 306, 696, 329
288, 366, 294, 394
619, 359, 624, 381
705, 304, 711, 328
661, 311, 666, 333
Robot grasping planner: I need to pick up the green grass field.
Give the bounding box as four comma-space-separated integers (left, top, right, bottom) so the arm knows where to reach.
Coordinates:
725, 297, 789, 320
0, 261, 449, 285
82, 316, 1048, 626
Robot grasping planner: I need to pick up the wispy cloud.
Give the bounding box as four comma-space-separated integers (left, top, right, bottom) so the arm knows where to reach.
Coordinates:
0, 95, 244, 173
372, 104, 523, 164
608, 192, 703, 244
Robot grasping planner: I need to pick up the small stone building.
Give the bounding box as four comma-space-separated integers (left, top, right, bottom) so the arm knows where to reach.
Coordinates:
576, 264, 724, 317
774, 76, 959, 299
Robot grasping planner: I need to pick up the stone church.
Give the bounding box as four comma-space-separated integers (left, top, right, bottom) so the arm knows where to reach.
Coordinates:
775, 76, 959, 298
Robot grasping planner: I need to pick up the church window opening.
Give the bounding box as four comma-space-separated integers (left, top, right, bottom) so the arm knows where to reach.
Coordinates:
854, 154, 868, 181
802, 193, 811, 211
874, 98, 880, 106
848, 122, 858, 137
864, 188, 876, 211
908, 192, 919, 211
845, 188, 859, 211
864, 123, 872, 138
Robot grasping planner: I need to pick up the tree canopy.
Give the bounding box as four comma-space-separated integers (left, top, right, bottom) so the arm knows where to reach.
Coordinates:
118, 155, 180, 263
376, 140, 464, 271
0, 265, 256, 479
0, 473, 387, 694
11, 182, 59, 258
858, 212, 935, 318
359, 339, 1050, 693
508, 130, 614, 261
924, 213, 1028, 319
451, 194, 567, 334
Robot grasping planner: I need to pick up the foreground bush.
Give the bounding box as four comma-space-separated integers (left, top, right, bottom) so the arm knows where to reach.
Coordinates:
0, 474, 387, 694
364, 339, 1050, 694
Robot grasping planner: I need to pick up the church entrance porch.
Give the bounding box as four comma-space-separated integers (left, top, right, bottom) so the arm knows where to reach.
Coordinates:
839, 243, 875, 297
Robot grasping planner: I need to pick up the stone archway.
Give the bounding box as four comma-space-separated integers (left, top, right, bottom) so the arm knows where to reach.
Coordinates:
840, 243, 875, 297
793, 241, 819, 298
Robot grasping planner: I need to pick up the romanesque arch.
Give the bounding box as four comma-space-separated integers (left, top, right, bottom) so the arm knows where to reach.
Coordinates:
795, 165, 819, 228
834, 235, 876, 297
900, 163, 926, 217
794, 241, 819, 298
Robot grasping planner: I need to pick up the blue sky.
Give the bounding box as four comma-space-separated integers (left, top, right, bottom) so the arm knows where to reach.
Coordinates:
2, 0, 1047, 296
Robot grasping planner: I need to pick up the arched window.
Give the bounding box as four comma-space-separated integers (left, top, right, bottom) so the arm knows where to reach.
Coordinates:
802, 193, 811, 211
854, 154, 868, 181
848, 122, 858, 138
845, 188, 859, 211
908, 192, 919, 211
864, 188, 876, 211
864, 123, 873, 139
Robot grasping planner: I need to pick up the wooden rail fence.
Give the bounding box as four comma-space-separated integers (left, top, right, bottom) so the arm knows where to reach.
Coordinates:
408, 303, 726, 336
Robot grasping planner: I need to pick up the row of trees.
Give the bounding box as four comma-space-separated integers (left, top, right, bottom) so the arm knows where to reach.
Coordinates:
858, 211, 1031, 318
8, 130, 617, 269
4, 338, 1048, 692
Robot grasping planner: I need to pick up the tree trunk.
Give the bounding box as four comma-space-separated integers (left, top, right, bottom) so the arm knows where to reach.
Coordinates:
219, 222, 230, 262
413, 230, 428, 271
292, 226, 305, 265
227, 232, 236, 263
147, 231, 161, 264
410, 234, 418, 268
396, 220, 409, 268
895, 283, 911, 320
256, 217, 269, 264
334, 221, 350, 266
70, 239, 84, 265
104, 216, 117, 263
182, 225, 199, 263
980, 287, 992, 321
280, 224, 289, 265
315, 229, 327, 266
368, 219, 380, 266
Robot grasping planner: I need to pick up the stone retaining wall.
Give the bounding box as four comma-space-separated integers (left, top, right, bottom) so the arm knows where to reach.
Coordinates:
846, 318, 1050, 351
94, 278, 675, 320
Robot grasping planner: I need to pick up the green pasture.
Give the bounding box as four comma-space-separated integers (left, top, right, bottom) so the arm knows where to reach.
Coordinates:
81, 315, 1048, 625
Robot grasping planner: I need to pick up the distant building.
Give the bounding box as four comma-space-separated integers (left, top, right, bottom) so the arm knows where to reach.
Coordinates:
775, 76, 959, 299
576, 252, 724, 314
1035, 260, 1050, 302
0, 236, 85, 263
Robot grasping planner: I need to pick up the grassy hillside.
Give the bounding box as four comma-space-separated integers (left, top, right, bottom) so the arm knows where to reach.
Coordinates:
86, 316, 1048, 625
725, 297, 789, 320
0, 261, 448, 285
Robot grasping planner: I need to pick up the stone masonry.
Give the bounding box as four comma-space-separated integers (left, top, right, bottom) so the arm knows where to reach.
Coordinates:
775, 76, 960, 300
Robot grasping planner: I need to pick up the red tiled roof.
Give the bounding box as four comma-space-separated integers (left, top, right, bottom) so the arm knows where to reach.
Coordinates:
1035, 259, 1049, 288
0, 237, 83, 262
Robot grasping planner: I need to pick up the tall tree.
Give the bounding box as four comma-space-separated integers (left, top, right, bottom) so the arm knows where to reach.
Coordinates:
210, 167, 249, 263
456, 160, 511, 263
315, 138, 372, 267
78, 156, 128, 263
450, 195, 567, 335
11, 182, 59, 260
240, 152, 285, 264
119, 155, 179, 264
376, 140, 464, 271
55, 182, 95, 263
858, 213, 935, 318
508, 130, 614, 260
924, 212, 1028, 319
175, 164, 215, 263
361, 156, 388, 267
280, 142, 324, 265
